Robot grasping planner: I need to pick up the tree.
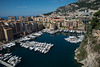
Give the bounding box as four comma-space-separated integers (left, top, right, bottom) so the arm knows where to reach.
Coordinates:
94, 10, 100, 17
91, 17, 99, 29
91, 10, 100, 29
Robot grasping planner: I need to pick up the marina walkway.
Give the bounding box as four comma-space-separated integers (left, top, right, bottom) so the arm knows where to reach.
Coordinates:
0, 60, 13, 67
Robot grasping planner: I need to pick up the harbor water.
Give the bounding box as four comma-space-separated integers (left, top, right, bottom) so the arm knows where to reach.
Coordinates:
0, 32, 82, 67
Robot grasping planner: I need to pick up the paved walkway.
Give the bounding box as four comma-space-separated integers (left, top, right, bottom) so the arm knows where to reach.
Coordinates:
0, 60, 13, 67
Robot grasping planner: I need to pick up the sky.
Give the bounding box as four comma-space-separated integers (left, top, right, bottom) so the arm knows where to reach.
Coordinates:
0, 0, 77, 17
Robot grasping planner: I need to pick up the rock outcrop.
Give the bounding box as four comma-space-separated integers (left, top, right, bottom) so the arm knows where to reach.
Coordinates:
75, 30, 100, 67
56, 0, 100, 14
75, 10, 100, 67
45, 0, 100, 16
77, 0, 96, 3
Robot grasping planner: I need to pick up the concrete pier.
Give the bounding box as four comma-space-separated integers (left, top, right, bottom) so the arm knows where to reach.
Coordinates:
0, 60, 13, 67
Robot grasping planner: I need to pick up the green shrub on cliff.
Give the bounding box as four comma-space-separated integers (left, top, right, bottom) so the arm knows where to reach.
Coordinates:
76, 35, 88, 61
91, 10, 100, 30
94, 10, 100, 17
77, 46, 87, 61
93, 44, 100, 53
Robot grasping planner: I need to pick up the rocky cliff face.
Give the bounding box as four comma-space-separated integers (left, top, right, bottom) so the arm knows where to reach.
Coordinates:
53, 0, 100, 15
75, 10, 100, 67
56, 3, 79, 13
77, 0, 96, 3
75, 29, 100, 67
43, 0, 100, 16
